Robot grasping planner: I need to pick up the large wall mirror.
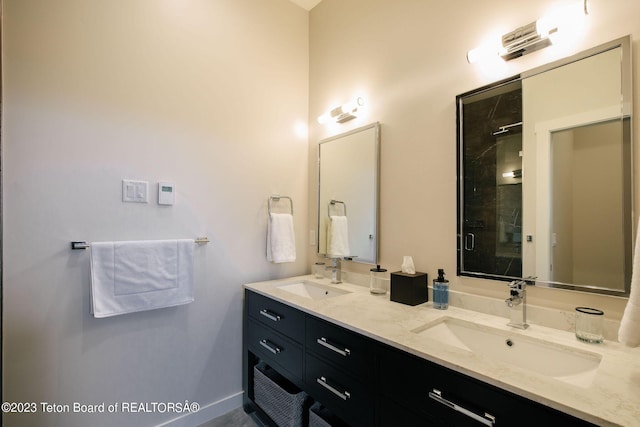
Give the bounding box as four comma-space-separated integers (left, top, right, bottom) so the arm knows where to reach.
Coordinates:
457, 36, 633, 295
318, 122, 380, 264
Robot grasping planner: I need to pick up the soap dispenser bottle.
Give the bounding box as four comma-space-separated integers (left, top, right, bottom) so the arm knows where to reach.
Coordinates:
433, 269, 449, 310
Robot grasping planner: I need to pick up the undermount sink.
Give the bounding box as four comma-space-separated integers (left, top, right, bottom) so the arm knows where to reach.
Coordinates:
411, 317, 602, 388
275, 281, 351, 300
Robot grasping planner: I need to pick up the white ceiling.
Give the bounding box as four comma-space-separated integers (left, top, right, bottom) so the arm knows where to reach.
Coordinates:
288, 0, 322, 11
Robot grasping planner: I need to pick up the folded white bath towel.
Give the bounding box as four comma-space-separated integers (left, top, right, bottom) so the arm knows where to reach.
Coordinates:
619, 229, 640, 346
90, 239, 194, 318
267, 213, 296, 263
327, 215, 350, 257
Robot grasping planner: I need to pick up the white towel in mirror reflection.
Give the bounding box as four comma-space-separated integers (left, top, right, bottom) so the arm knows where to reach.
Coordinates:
327, 215, 350, 257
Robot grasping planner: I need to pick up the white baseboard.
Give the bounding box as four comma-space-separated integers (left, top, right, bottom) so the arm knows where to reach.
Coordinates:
156, 391, 244, 427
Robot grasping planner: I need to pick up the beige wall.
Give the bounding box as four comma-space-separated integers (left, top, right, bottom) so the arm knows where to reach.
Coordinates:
2, 0, 308, 426
308, 0, 640, 318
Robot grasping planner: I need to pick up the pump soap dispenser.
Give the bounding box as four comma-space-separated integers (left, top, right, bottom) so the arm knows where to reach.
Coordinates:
433, 269, 449, 310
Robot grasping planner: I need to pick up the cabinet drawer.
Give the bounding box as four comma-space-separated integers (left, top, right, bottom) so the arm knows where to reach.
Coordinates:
247, 290, 304, 342
247, 319, 302, 379
378, 344, 596, 426
305, 353, 373, 427
306, 316, 374, 381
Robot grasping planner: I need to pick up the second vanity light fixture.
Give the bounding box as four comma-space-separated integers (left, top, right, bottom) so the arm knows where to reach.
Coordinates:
317, 97, 365, 124
467, 0, 589, 64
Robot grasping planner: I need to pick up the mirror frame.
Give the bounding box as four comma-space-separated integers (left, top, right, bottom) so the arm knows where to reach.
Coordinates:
317, 122, 381, 265
456, 35, 633, 296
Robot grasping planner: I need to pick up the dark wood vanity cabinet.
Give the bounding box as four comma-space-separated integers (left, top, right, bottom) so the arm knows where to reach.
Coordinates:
243, 289, 597, 427
244, 290, 374, 427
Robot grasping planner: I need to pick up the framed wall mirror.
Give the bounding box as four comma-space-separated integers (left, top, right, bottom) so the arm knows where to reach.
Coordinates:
318, 122, 380, 264
457, 36, 633, 295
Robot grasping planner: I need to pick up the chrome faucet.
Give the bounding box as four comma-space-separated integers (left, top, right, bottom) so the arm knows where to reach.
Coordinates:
326, 258, 342, 284
506, 279, 529, 329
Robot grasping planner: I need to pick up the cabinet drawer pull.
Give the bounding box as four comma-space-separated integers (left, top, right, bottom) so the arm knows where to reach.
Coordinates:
316, 337, 351, 356
259, 339, 281, 355
259, 309, 282, 322
316, 376, 351, 401
428, 389, 495, 426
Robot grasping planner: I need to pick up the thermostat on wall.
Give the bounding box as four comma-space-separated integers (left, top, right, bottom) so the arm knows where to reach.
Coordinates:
158, 182, 175, 205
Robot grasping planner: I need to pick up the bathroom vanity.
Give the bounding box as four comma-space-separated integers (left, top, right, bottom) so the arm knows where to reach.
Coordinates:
243, 276, 640, 426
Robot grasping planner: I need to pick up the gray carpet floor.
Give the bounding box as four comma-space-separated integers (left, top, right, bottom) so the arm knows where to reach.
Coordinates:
197, 407, 260, 427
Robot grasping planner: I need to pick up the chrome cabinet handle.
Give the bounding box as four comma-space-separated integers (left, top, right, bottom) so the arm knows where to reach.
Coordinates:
259, 309, 281, 322
464, 233, 475, 251
316, 337, 351, 357
316, 376, 351, 401
429, 389, 495, 426
259, 339, 281, 355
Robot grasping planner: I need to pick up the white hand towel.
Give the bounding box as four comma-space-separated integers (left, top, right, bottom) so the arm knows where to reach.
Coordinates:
327, 215, 350, 257
90, 239, 194, 318
267, 213, 296, 263
619, 229, 640, 346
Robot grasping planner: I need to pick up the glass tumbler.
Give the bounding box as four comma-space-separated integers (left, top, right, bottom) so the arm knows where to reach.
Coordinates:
369, 265, 389, 295
313, 262, 325, 279
575, 307, 604, 343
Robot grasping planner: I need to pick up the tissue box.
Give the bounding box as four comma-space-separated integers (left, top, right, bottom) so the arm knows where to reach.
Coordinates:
390, 272, 428, 306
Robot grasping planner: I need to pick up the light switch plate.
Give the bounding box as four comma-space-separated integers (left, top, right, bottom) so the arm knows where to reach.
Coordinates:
122, 179, 149, 203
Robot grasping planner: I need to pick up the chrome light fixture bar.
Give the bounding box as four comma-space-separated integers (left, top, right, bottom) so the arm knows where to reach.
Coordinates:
500, 21, 554, 61
467, 0, 589, 64
317, 97, 365, 124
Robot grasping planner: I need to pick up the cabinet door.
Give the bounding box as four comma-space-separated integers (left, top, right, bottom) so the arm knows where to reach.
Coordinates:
306, 316, 374, 382
247, 319, 302, 379
247, 290, 304, 342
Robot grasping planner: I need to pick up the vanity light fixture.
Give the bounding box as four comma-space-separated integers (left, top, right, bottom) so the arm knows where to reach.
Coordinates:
467, 0, 589, 64
317, 97, 365, 124
502, 169, 523, 179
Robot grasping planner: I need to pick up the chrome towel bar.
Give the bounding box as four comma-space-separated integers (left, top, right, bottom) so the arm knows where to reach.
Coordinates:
71, 237, 210, 250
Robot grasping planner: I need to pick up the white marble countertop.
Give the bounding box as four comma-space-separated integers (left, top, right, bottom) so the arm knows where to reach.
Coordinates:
245, 275, 640, 427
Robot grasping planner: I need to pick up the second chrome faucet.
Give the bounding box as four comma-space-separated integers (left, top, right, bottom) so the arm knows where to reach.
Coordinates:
506, 279, 530, 329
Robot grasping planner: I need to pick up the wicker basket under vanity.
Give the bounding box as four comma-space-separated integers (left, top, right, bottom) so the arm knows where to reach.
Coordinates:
254, 364, 308, 427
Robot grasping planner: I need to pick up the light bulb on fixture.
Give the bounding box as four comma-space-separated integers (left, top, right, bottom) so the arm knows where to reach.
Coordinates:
467, 44, 501, 64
